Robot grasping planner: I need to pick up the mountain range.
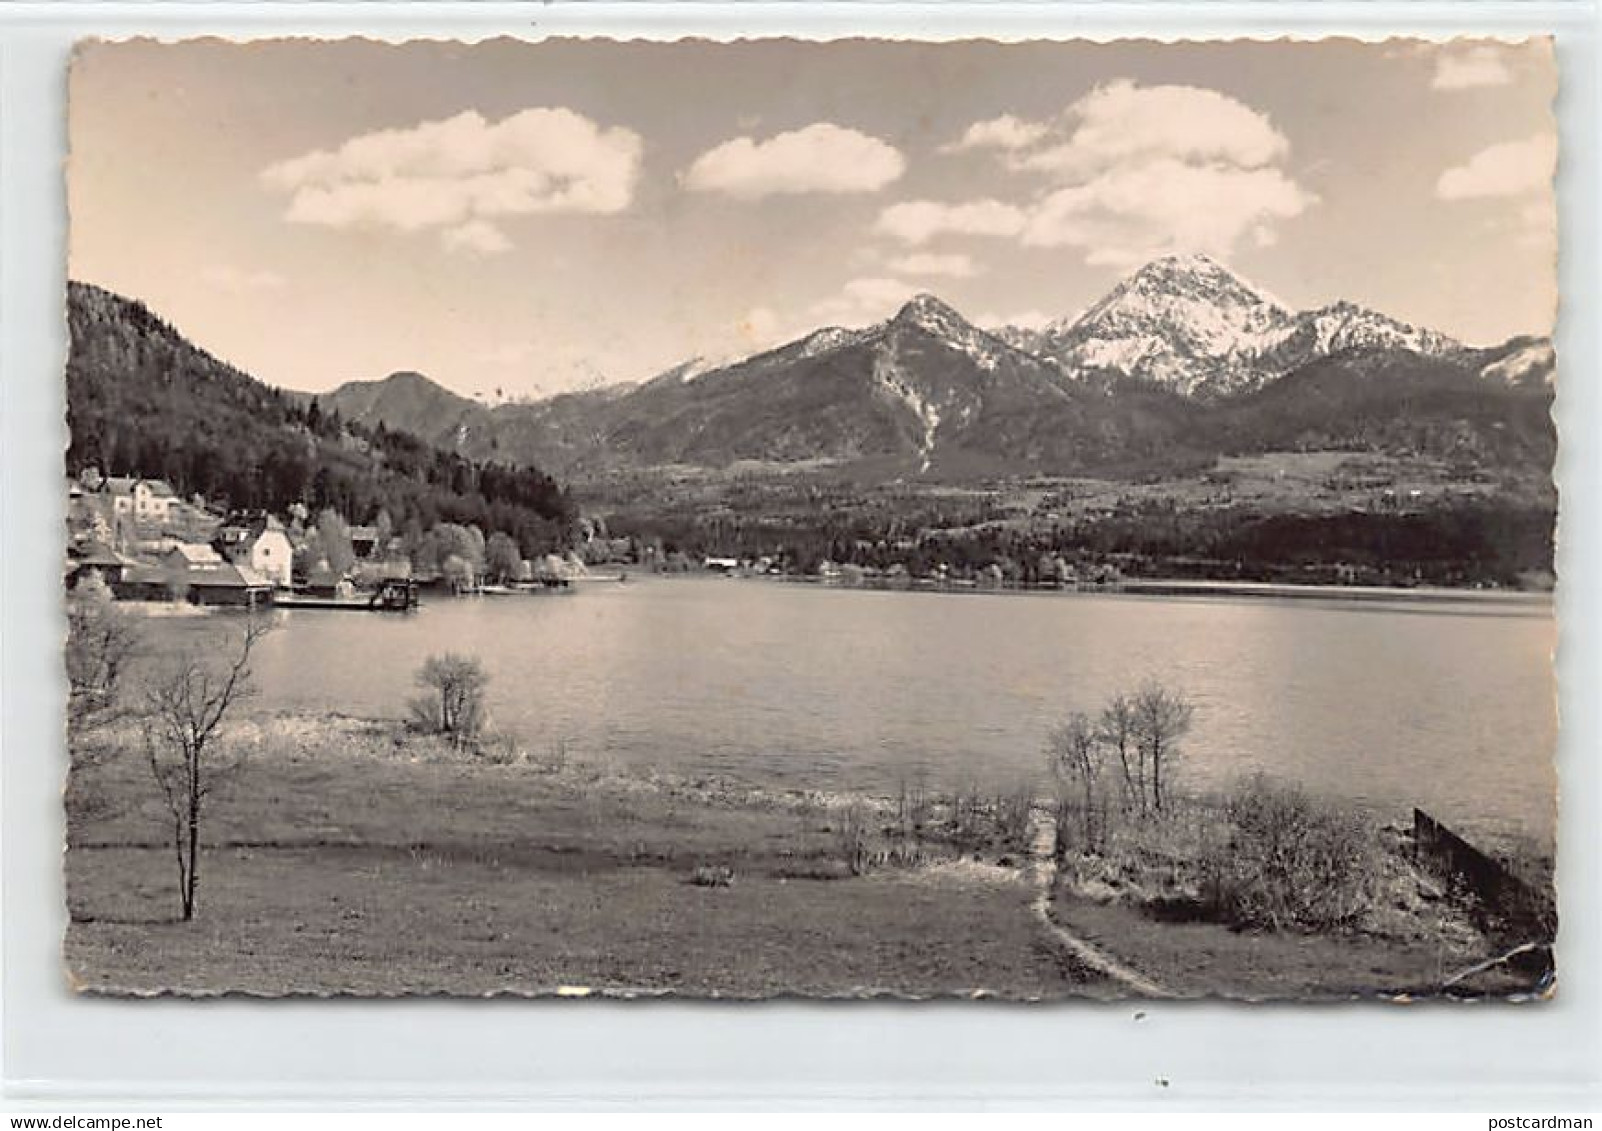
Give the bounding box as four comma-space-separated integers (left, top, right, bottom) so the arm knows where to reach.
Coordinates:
317, 254, 1557, 482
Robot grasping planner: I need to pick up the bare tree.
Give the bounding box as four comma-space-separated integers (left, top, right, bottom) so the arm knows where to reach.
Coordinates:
1131, 680, 1194, 813
142, 617, 270, 921
1047, 711, 1105, 851
410, 652, 489, 744
1097, 691, 1142, 814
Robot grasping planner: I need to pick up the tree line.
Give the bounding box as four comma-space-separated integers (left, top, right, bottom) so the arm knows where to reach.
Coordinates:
65, 281, 576, 559
603, 495, 1556, 587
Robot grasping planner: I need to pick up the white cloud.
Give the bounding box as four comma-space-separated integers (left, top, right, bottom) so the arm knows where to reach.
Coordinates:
682, 123, 905, 198
261, 107, 642, 252
943, 114, 1049, 153
1024, 157, 1314, 267
1432, 46, 1514, 90
1435, 131, 1555, 258
442, 219, 513, 256
202, 265, 285, 293
1432, 136, 1559, 252
886, 252, 980, 278
875, 199, 1027, 245
921, 80, 1313, 267
1017, 79, 1290, 180
1436, 133, 1557, 200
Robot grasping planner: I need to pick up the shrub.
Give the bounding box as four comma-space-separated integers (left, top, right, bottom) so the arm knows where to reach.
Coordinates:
992, 785, 1036, 853
947, 782, 987, 846
540, 737, 571, 774
895, 777, 932, 838
833, 801, 871, 876
478, 732, 522, 765
1203, 774, 1376, 932
408, 652, 489, 746
1052, 794, 1076, 864
65, 573, 141, 727
690, 863, 734, 887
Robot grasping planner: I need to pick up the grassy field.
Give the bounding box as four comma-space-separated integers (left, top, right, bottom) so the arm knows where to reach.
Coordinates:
65, 715, 1096, 998
65, 711, 1542, 1000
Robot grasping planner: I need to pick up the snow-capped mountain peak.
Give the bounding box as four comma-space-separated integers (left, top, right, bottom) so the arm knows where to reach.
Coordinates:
893, 292, 970, 333
1043, 254, 1296, 396
889, 292, 1015, 372
1118, 252, 1291, 314
1017, 254, 1463, 398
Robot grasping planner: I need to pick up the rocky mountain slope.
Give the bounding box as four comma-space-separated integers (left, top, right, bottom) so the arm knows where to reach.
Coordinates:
320, 255, 1555, 481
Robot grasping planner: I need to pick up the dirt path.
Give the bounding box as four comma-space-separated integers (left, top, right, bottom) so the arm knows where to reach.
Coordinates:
1028, 804, 1175, 999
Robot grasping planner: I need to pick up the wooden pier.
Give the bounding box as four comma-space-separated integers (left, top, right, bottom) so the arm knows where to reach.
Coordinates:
276, 579, 419, 612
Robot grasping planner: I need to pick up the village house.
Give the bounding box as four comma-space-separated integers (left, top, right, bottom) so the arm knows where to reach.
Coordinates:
213, 512, 294, 588
100, 475, 179, 526
64, 536, 271, 606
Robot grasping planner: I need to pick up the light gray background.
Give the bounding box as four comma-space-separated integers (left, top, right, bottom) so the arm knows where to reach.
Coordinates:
3, 1, 1599, 1111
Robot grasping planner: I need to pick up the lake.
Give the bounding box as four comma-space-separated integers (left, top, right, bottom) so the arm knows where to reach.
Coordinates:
186, 578, 1557, 843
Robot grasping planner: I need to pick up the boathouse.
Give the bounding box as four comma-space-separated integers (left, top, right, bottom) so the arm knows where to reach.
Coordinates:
180, 560, 274, 608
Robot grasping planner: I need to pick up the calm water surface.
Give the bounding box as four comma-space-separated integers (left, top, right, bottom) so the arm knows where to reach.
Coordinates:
203, 578, 1554, 840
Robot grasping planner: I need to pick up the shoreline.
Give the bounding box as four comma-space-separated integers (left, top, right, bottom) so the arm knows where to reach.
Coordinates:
737, 571, 1554, 608
1112, 578, 1552, 606
64, 709, 1553, 999
103, 568, 1555, 617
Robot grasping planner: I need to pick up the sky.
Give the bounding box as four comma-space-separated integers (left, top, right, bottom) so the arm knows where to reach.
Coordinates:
69, 37, 1558, 400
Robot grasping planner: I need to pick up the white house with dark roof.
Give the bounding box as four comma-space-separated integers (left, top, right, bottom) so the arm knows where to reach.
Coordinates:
213, 512, 294, 588
101, 476, 179, 525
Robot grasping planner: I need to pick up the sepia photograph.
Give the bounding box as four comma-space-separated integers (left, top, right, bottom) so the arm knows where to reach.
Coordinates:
60, 35, 1559, 1000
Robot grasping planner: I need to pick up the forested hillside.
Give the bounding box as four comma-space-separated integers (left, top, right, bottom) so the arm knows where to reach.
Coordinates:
65, 282, 575, 555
